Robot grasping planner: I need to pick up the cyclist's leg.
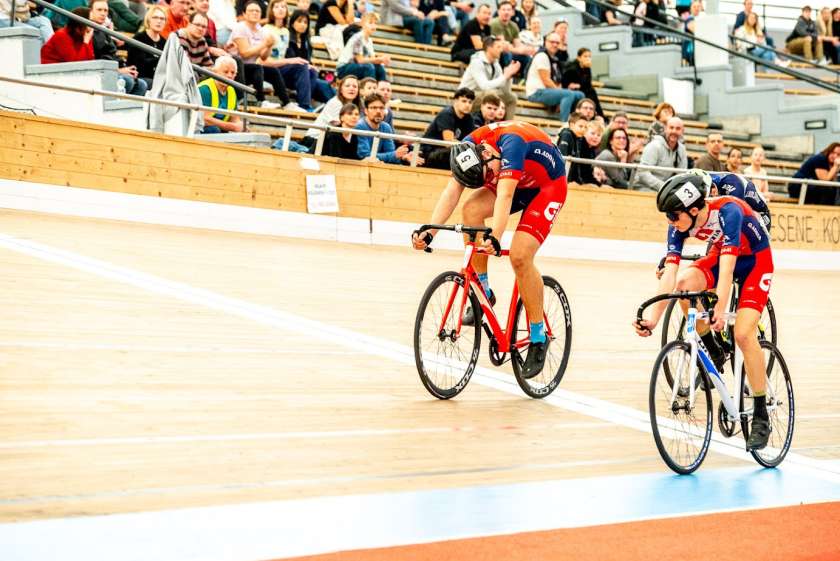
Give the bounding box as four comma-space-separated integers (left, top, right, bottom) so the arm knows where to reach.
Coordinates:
461, 188, 495, 280
681, 257, 727, 370
734, 309, 766, 394
510, 231, 543, 325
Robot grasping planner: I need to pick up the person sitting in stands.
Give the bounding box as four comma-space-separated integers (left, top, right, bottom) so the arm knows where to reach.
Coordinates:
89, 0, 148, 95
261, 0, 319, 111
356, 93, 423, 165
648, 101, 674, 140
788, 143, 840, 205
568, 120, 606, 186
322, 102, 363, 159
421, 87, 476, 169
595, 127, 633, 189
376, 79, 395, 128
694, 132, 725, 172
450, 3, 491, 63
556, 111, 587, 159
518, 15, 542, 49
41, 7, 94, 64
459, 36, 519, 119
380, 0, 434, 45
0, 0, 54, 44
127, 5, 167, 87
161, 0, 190, 39
525, 32, 584, 121
285, 9, 335, 105
562, 47, 605, 120
470, 92, 501, 127
726, 148, 743, 174
198, 56, 245, 134
178, 12, 215, 68
300, 75, 360, 150
336, 12, 390, 81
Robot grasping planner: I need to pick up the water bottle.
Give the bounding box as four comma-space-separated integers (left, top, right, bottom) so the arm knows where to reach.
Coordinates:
116, 78, 126, 95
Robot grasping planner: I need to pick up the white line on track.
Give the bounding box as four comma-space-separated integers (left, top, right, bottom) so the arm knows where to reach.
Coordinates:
0, 341, 366, 354
0, 232, 838, 485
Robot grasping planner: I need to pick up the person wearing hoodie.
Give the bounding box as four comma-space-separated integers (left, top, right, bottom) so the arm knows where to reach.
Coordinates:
458, 35, 519, 119
633, 116, 688, 191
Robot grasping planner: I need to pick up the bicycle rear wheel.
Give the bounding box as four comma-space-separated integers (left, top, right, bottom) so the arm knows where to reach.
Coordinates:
649, 340, 713, 474
510, 276, 572, 399
740, 340, 795, 467
413, 271, 482, 399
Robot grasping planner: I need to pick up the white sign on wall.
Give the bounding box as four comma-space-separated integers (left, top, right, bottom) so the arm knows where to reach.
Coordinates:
662, 77, 695, 116
305, 174, 339, 214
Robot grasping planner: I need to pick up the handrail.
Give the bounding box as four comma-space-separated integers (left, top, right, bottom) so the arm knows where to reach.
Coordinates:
562, 0, 840, 95
0, 74, 453, 166
28, 0, 255, 95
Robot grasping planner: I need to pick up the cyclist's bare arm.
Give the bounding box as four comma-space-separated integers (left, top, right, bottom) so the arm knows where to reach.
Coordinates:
635, 262, 678, 336
481, 178, 516, 253
711, 253, 736, 331
412, 178, 465, 250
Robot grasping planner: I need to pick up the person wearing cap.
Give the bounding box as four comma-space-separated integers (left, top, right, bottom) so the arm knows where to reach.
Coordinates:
411, 121, 567, 379
633, 171, 775, 452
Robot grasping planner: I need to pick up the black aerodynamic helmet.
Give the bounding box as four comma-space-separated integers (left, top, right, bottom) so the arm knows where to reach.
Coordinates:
450, 141, 486, 188
656, 172, 708, 215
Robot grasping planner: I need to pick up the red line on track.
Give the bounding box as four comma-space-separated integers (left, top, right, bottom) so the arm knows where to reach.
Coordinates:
278, 501, 840, 561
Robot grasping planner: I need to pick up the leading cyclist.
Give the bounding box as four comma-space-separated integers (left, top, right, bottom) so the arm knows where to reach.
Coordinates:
411, 121, 567, 379
633, 172, 774, 451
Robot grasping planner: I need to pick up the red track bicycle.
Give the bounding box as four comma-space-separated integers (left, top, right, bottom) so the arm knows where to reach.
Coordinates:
412, 224, 572, 399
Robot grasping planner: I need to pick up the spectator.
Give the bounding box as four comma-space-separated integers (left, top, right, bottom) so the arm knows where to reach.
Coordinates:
314, 0, 353, 35
786, 6, 821, 62
494, 99, 506, 121
359, 77, 377, 100
599, 111, 644, 161
817, 6, 839, 64
832, 8, 840, 64
380, 0, 434, 44
236, 0, 267, 17
595, 127, 633, 189
675, 0, 691, 18
421, 87, 475, 169
417, 0, 453, 46
209, 0, 238, 46
575, 97, 597, 122
553, 18, 570, 63
337, 13, 390, 81
648, 101, 674, 139
568, 120, 606, 186
89, 0, 148, 96
504, 0, 526, 31
447, 1, 473, 33
41, 7, 94, 64
286, 9, 335, 104
562, 47, 604, 119
302, 74, 360, 148
470, 91, 501, 127
520, 0, 537, 30
683, 0, 703, 65
632, 0, 660, 47
231, 0, 299, 110
734, 12, 788, 67
694, 132, 725, 171
44, 0, 88, 30
108, 0, 142, 32
518, 16, 541, 50
525, 32, 584, 121
633, 116, 688, 191
356, 92, 421, 164
451, 3, 491, 63
322, 103, 362, 159
178, 12, 214, 68
459, 36, 518, 119
599, 0, 623, 26
262, 0, 320, 111
198, 56, 244, 133
127, 5, 167, 86
726, 147, 743, 173
193, 0, 218, 45
161, 0, 190, 39
0, 0, 54, 45
745, 146, 770, 199
556, 111, 587, 158
788, 143, 840, 205
490, 0, 534, 75
376, 79, 395, 128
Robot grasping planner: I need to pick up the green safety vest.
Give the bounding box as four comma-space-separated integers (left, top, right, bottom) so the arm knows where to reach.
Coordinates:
198, 77, 236, 122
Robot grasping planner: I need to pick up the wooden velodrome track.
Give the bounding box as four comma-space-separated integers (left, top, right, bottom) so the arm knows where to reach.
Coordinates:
1, 206, 839, 560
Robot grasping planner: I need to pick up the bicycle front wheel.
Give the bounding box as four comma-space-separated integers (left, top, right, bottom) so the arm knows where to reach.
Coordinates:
741, 340, 795, 467
650, 340, 713, 474
413, 271, 482, 399
510, 276, 572, 399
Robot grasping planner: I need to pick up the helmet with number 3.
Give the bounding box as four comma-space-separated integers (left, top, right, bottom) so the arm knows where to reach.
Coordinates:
657, 172, 707, 214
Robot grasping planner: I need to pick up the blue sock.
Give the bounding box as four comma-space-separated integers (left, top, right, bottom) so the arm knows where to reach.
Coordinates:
477, 273, 492, 298
530, 321, 546, 344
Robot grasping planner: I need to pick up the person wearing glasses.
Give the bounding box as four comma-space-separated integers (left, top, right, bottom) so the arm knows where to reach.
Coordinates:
355, 93, 422, 165
634, 172, 775, 452
127, 5, 168, 86
177, 12, 215, 68
89, 0, 148, 95
524, 32, 584, 121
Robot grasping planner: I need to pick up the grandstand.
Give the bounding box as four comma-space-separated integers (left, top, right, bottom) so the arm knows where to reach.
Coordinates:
1, 2, 840, 558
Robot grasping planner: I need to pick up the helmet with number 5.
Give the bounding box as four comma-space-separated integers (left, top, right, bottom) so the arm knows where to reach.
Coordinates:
657, 172, 707, 214
450, 141, 487, 188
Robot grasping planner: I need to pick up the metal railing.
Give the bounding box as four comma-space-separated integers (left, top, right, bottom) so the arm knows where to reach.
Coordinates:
561, 0, 840, 94
728, 32, 840, 80
27, 0, 255, 95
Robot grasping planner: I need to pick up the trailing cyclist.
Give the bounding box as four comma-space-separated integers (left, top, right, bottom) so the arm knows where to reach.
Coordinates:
411, 121, 567, 379
633, 172, 774, 451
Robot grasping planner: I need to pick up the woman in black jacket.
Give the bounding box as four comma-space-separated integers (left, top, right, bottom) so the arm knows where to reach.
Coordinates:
321, 103, 361, 159
561, 47, 604, 120
126, 5, 167, 87
288, 9, 335, 103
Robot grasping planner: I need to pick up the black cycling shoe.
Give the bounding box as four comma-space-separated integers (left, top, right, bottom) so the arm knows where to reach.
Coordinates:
462, 289, 495, 326
521, 338, 550, 379
747, 416, 771, 450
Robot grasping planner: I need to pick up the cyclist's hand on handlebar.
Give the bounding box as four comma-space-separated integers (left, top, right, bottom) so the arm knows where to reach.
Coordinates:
477, 234, 501, 256
633, 318, 656, 337
411, 230, 433, 252
655, 256, 666, 280
710, 302, 727, 332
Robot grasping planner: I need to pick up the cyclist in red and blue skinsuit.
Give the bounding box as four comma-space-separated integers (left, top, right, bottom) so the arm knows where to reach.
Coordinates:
634, 172, 774, 451
709, 171, 771, 228
411, 121, 567, 379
